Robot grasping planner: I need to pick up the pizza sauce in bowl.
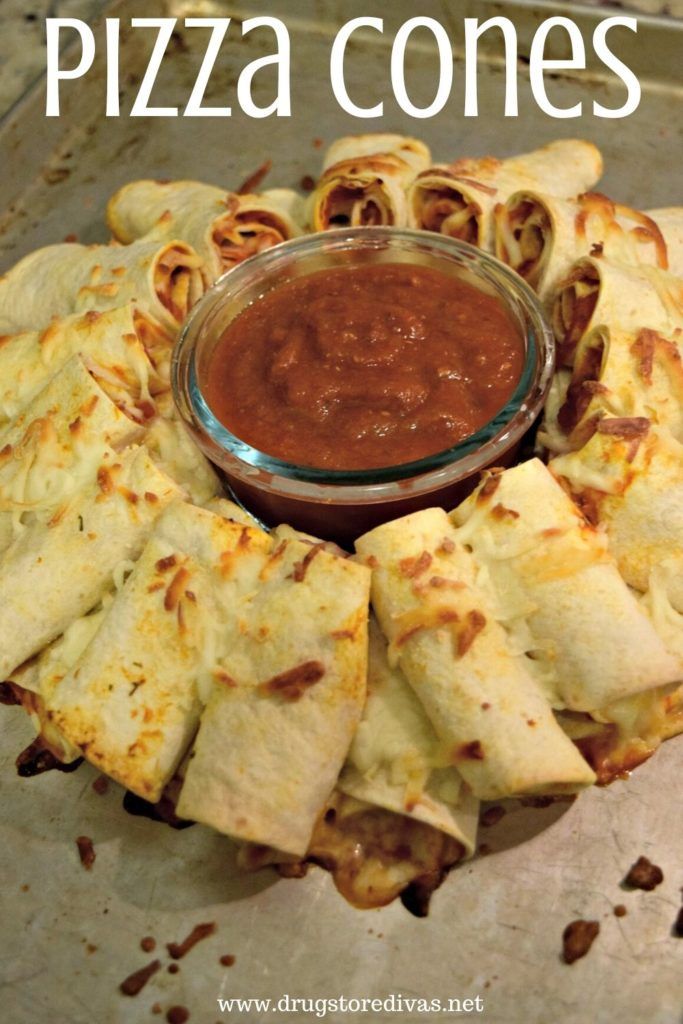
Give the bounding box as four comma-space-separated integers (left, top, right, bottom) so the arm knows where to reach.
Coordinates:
172, 229, 554, 542
202, 263, 525, 472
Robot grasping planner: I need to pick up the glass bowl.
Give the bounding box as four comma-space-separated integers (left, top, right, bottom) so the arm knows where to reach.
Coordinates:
172, 228, 554, 544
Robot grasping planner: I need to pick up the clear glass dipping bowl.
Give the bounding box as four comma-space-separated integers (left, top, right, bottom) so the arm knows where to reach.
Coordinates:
172, 228, 554, 543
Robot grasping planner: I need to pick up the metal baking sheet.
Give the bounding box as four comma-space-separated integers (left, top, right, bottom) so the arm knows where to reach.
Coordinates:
1, 2, 682, 1022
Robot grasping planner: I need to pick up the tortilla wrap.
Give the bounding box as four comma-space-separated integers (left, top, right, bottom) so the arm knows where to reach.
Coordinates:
451, 459, 681, 711
355, 508, 595, 801
0, 303, 171, 426
551, 255, 683, 366
177, 530, 371, 857
5, 598, 113, 764
556, 325, 683, 448
106, 181, 306, 281
338, 619, 479, 854
0, 237, 205, 334
47, 503, 235, 801
409, 139, 603, 252
550, 418, 683, 612
496, 191, 669, 302
0, 445, 182, 679
0, 355, 144, 554
308, 134, 431, 231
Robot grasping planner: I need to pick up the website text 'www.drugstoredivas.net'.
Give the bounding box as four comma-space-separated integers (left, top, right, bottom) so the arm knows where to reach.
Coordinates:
216, 992, 485, 1019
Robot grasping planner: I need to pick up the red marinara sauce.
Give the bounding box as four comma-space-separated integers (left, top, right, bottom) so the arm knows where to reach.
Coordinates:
204, 263, 524, 471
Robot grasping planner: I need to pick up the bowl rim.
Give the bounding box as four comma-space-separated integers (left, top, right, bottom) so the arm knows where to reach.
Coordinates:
171, 227, 555, 505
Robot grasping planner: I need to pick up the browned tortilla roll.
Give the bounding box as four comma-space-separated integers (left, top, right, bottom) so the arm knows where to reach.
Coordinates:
0, 237, 205, 334
550, 418, 683, 605
308, 134, 431, 231
551, 255, 683, 367
106, 181, 306, 282
0, 445, 183, 679
0, 355, 144, 555
356, 508, 595, 800
6, 595, 114, 766
47, 504, 220, 800
496, 191, 669, 301
554, 325, 683, 449
0, 303, 171, 426
409, 139, 603, 252
338, 619, 479, 852
451, 459, 681, 711
177, 529, 371, 856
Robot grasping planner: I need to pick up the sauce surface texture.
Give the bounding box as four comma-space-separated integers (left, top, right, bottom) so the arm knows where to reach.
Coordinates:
204, 263, 524, 470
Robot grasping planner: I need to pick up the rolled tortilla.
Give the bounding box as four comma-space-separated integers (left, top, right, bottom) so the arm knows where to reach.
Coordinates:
496, 191, 669, 302
6, 597, 113, 765
451, 460, 681, 711
0, 303, 171, 426
308, 134, 431, 231
321, 134, 431, 175
409, 139, 603, 252
47, 503, 234, 801
338, 618, 479, 853
551, 418, 683, 611
355, 508, 595, 801
177, 530, 371, 857
0, 445, 182, 679
0, 237, 205, 334
551, 255, 683, 367
106, 181, 306, 281
556, 325, 683, 448
0, 355, 143, 554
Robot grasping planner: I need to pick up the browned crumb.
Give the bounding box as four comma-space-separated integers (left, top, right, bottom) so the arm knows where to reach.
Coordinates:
140, 936, 156, 953
674, 906, 683, 937
166, 1008, 190, 1024
76, 836, 95, 869
92, 775, 109, 795
562, 920, 600, 964
85, 943, 98, 954
151, 1004, 162, 1016
623, 856, 664, 891
613, 904, 627, 918
219, 954, 235, 967
481, 805, 506, 827
300, 175, 315, 192
20, 884, 29, 892
167, 921, 216, 959
168, 963, 180, 974
119, 959, 161, 996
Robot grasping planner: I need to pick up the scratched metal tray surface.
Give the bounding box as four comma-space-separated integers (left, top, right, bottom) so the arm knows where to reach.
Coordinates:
0, 2, 682, 1022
